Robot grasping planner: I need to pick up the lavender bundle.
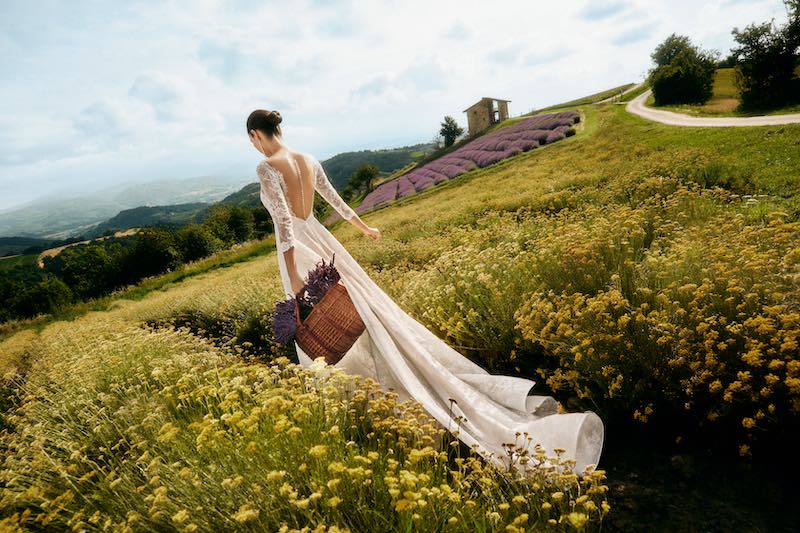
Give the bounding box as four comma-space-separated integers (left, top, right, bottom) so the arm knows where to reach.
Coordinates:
272, 253, 341, 345
304, 253, 341, 305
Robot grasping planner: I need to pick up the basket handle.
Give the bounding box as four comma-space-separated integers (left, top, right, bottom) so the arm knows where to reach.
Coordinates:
294, 285, 306, 326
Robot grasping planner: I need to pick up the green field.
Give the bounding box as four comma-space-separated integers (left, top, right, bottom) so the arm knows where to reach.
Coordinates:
0, 254, 37, 272
647, 67, 800, 116
2, 101, 799, 531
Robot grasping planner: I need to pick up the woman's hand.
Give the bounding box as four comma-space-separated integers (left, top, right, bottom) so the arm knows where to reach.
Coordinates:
363, 226, 382, 241
290, 271, 305, 296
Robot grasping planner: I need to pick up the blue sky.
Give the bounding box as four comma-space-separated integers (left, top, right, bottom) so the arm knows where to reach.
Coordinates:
0, 0, 791, 211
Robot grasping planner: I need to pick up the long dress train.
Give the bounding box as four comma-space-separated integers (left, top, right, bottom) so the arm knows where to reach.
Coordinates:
257, 154, 604, 476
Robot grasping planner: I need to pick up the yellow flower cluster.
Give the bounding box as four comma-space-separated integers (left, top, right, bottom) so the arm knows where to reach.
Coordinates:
513, 185, 799, 455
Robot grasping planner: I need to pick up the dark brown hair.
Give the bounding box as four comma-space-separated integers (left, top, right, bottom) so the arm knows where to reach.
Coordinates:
247, 109, 283, 139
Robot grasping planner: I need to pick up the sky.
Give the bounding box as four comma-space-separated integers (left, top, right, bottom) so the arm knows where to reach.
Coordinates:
0, 0, 792, 212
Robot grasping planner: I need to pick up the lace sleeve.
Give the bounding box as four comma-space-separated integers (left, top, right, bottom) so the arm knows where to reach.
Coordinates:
257, 160, 295, 253
313, 157, 358, 221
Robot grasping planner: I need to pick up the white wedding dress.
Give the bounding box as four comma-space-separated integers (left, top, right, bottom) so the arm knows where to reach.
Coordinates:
257, 154, 604, 475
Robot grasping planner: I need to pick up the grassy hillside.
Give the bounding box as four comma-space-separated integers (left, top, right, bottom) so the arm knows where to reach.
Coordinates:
0, 254, 37, 272
2, 101, 799, 531
527, 83, 636, 113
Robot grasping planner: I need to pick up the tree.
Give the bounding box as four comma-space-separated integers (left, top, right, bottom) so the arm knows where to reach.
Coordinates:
12, 275, 73, 318
717, 52, 738, 68
787, 0, 800, 47
54, 244, 123, 299
647, 34, 719, 105
227, 207, 255, 243
651, 34, 693, 67
204, 205, 254, 245
346, 164, 381, 196
730, 1, 800, 109
439, 116, 464, 147
128, 228, 181, 279
175, 224, 220, 262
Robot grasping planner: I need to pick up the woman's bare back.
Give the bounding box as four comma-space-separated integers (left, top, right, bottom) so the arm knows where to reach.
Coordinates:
267, 151, 316, 220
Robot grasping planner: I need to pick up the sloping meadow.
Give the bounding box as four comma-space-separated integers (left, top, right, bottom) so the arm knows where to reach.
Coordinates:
0, 246, 609, 530
2, 103, 800, 530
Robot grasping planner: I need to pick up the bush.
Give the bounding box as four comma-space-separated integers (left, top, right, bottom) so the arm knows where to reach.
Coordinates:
129, 228, 182, 279
175, 224, 221, 263
11, 275, 73, 318
731, 13, 800, 109
204, 205, 255, 245
512, 189, 799, 457
648, 34, 718, 105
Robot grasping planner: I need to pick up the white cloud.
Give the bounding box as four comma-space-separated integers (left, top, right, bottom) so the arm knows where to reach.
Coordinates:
0, 0, 792, 210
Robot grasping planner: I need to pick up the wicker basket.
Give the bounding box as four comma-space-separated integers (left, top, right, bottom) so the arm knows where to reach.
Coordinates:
294, 281, 366, 365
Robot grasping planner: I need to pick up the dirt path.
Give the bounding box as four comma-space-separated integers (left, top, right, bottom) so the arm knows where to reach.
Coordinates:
596, 83, 644, 104
626, 89, 800, 127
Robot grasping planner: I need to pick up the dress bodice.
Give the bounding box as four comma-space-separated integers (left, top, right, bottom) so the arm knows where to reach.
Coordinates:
256, 154, 358, 253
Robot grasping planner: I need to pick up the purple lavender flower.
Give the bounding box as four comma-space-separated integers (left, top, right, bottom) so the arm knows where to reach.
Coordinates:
273, 298, 297, 344
303, 254, 342, 305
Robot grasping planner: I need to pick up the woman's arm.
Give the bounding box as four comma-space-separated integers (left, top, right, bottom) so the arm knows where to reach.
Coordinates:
257, 159, 305, 294
312, 157, 381, 240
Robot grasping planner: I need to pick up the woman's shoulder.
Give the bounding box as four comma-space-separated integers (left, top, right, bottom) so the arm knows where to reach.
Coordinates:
256, 157, 274, 175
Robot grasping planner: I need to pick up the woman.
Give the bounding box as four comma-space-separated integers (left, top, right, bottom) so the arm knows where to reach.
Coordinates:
247, 108, 604, 476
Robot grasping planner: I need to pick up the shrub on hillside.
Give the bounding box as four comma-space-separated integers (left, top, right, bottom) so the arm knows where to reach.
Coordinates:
730, 2, 800, 109
175, 224, 222, 262
382, 176, 799, 459
648, 34, 718, 105
9, 275, 73, 318
512, 188, 799, 458
204, 205, 255, 245
128, 228, 182, 279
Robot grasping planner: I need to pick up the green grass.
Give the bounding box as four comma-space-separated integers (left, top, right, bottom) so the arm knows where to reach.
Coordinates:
647, 67, 800, 117
526, 83, 636, 114
616, 83, 649, 103
0, 254, 36, 272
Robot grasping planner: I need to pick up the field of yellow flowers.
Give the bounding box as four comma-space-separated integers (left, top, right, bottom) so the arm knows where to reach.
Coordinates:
1, 102, 799, 531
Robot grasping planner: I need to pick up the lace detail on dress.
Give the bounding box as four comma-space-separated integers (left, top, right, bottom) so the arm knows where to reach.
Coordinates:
313, 157, 357, 221
257, 159, 295, 253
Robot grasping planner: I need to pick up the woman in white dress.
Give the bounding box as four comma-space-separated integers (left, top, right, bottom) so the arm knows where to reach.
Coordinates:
247, 109, 604, 476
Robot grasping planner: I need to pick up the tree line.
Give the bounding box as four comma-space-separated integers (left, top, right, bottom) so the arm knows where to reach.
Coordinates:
0, 205, 272, 323
649, 0, 800, 110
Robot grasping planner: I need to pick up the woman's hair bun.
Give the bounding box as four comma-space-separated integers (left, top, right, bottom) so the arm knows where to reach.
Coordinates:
267, 110, 282, 125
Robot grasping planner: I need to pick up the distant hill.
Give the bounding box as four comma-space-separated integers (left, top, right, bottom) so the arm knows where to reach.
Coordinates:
88, 203, 211, 237
219, 183, 261, 209
0, 174, 251, 239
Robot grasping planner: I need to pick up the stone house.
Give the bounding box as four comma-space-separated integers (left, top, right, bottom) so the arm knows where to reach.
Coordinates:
462, 97, 511, 137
